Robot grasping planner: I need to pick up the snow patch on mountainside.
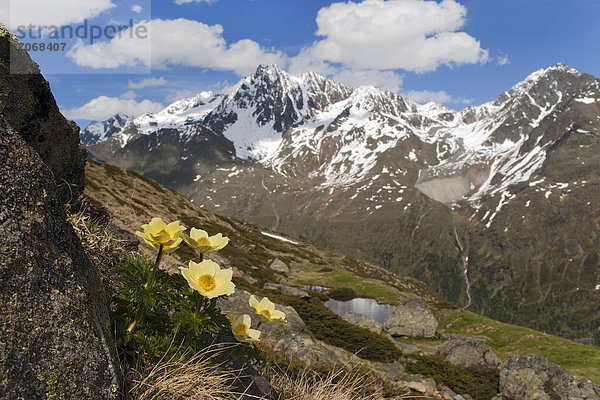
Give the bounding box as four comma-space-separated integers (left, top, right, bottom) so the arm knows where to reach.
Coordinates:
135, 92, 223, 137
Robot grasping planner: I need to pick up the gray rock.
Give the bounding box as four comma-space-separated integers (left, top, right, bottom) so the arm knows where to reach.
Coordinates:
232, 267, 258, 285
342, 312, 382, 334
383, 298, 438, 338
274, 333, 339, 367
386, 336, 424, 354
269, 258, 290, 274
0, 27, 86, 204
263, 282, 310, 298
230, 356, 278, 400
0, 117, 120, 399
436, 337, 501, 368
500, 354, 600, 400
217, 290, 305, 337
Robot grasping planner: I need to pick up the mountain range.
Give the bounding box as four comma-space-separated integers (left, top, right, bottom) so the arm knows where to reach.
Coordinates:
84, 63, 600, 343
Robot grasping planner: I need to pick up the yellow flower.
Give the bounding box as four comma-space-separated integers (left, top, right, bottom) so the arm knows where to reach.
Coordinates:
135, 217, 186, 253
179, 260, 235, 298
182, 228, 229, 254
249, 295, 286, 325
230, 313, 260, 343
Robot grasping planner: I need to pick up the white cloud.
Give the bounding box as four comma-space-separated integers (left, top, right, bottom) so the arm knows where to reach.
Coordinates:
164, 89, 199, 103
294, 0, 488, 74
175, 0, 218, 3
120, 90, 137, 100
403, 90, 453, 104
64, 96, 164, 120
290, 46, 403, 92
332, 69, 404, 92
403, 90, 473, 105
67, 18, 286, 75
127, 76, 168, 89
497, 53, 510, 66
131, 5, 143, 13
0, 0, 115, 28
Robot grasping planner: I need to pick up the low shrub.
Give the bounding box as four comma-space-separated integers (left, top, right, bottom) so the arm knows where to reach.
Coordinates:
268, 294, 401, 363
405, 354, 499, 400
328, 287, 358, 301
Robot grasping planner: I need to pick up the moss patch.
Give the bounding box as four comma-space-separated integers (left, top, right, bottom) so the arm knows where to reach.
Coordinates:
405, 354, 499, 400
433, 309, 600, 384
265, 292, 401, 363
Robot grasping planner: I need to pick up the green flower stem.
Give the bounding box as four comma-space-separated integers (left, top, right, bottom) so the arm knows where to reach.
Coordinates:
145, 244, 164, 290
127, 244, 164, 335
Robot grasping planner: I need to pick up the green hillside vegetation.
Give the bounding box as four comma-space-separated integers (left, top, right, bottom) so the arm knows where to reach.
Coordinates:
84, 160, 600, 386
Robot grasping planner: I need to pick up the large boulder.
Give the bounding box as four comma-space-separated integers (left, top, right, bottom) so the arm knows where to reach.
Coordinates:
342, 312, 382, 334
269, 258, 289, 274
274, 333, 340, 367
436, 337, 501, 368
0, 25, 86, 204
0, 118, 120, 399
500, 355, 600, 400
383, 298, 438, 338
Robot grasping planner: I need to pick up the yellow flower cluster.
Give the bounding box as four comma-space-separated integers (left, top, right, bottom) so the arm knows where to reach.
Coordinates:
135, 218, 186, 253
136, 217, 288, 344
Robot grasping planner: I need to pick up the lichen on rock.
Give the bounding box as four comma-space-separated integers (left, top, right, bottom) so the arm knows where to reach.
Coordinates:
383, 298, 438, 338
0, 117, 120, 399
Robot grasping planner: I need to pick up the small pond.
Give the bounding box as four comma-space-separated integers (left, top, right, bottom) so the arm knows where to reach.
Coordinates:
324, 298, 396, 324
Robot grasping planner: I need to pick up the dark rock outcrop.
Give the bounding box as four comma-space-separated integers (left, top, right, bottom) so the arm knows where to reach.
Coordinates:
0, 25, 86, 204
500, 355, 600, 400
0, 117, 120, 399
383, 298, 438, 338
436, 337, 501, 368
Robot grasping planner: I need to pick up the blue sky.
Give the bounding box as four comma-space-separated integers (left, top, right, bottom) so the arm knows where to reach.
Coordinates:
2, 0, 599, 127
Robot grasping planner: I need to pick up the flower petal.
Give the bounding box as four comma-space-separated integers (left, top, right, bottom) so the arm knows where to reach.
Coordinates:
180, 266, 200, 291
190, 228, 209, 241
215, 267, 233, 284
213, 281, 235, 297
147, 217, 167, 233
249, 295, 259, 310
166, 221, 186, 237
246, 328, 261, 342
182, 233, 200, 248
198, 260, 218, 276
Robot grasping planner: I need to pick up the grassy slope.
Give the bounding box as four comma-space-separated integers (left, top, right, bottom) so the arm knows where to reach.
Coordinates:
84, 160, 600, 384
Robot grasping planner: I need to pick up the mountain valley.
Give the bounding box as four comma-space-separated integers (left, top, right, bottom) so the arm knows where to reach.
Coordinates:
85, 63, 600, 342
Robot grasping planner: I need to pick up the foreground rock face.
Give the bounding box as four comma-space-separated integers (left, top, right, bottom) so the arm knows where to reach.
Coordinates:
436, 337, 501, 368
0, 26, 86, 204
383, 298, 438, 338
0, 118, 120, 399
500, 355, 600, 400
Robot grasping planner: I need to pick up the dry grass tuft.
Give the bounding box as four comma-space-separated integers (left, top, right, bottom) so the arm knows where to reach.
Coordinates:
68, 208, 120, 253
132, 345, 240, 400
272, 365, 396, 400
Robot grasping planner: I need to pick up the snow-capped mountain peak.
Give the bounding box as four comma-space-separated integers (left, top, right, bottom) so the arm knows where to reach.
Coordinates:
80, 113, 132, 146
84, 63, 599, 204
